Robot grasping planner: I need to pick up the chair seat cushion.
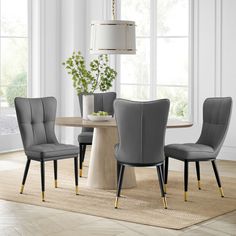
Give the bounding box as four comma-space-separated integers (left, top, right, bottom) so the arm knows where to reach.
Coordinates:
78, 132, 93, 144
26, 143, 79, 160
164, 143, 215, 161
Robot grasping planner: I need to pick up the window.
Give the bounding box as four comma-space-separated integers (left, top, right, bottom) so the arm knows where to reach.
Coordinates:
0, 0, 28, 135
118, 0, 190, 121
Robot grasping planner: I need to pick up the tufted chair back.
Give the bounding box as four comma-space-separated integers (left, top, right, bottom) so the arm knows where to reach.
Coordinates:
197, 97, 232, 155
15, 97, 58, 150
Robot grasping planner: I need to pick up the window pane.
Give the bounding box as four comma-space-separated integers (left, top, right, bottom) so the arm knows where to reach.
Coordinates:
121, 0, 150, 36
119, 0, 190, 121
1, 0, 28, 36
157, 38, 188, 85
1, 38, 28, 85
0, 38, 28, 135
157, 0, 189, 36
120, 85, 150, 101
120, 39, 150, 84
156, 86, 188, 120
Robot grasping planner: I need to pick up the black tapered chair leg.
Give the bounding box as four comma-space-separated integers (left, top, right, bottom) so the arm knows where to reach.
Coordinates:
79, 144, 83, 177
83, 145, 87, 160
40, 161, 45, 202
195, 161, 201, 190
54, 160, 58, 188
184, 160, 189, 201
115, 165, 125, 209
117, 162, 121, 185
161, 164, 164, 177
212, 160, 224, 197
79, 144, 87, 177
20, 159, 31, 194
74, 156, 79, 195
156, 164, 168, 209
164, 157, 169, 193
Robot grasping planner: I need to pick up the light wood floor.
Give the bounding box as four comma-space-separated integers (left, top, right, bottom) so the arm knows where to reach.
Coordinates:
0, 151, 235, 236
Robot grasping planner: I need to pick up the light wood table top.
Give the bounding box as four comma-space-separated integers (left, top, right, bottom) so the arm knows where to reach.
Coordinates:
56, 117, 193, 129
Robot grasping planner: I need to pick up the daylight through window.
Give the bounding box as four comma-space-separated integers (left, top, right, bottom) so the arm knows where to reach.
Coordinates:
118, 0, 190, 121
0, 0, 28, 135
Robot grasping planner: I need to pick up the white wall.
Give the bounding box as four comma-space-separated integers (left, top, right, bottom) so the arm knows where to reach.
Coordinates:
33, 0, 236, 160
220, 0, 236, 159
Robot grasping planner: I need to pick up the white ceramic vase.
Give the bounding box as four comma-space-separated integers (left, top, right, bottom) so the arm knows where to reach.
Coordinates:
83, 94, 94, 120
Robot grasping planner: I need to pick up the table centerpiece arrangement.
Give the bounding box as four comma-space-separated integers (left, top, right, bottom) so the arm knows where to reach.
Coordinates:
62, 51, 117, 119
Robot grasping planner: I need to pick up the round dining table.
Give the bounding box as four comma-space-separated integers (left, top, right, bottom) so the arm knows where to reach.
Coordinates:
56, 117, 192, 190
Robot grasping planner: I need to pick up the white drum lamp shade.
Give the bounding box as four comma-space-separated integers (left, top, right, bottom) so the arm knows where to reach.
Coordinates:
90, 20, 136, 54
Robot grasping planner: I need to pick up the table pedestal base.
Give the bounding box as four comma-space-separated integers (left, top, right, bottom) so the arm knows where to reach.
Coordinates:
87, 127, 137, 190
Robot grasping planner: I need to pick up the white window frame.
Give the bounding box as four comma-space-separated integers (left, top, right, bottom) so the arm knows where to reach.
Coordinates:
115, 0, 193, 122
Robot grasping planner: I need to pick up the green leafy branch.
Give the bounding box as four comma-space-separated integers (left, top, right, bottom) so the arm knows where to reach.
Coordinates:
62, 51, 117, 95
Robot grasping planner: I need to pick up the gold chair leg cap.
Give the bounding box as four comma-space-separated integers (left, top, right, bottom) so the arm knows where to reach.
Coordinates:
162, 197, 168, 209
114, 197, 119, 209
164, 184, 167, 194
42, 192, 45, 202
80, 169, 83, 177
219, 187, 224, 197
198, 181, 201, 190
55, 180, 58, 188
184, 192, 188, 202
20, 185, 24, 194
76, 186, 79, 195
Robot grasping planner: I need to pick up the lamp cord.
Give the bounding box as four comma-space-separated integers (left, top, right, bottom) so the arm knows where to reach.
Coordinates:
112, 0, 115, 20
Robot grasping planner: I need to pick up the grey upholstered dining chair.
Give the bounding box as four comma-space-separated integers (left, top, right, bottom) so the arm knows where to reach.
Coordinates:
15, 97, 79, 202
114, 98, 170, 209
164, 97, 232, 202
78, 92, 116, 177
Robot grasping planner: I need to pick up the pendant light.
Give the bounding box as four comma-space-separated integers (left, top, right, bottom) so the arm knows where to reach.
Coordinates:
90, 0, 136, 54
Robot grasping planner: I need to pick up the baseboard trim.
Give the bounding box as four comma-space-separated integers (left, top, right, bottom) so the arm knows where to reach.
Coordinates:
218, 146, 236, 161
0, 148, 24, 155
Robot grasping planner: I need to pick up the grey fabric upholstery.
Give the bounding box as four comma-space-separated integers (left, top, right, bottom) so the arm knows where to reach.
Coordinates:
114, 99, 170, 209
77, 132, 93, 144
78, 130, 93, 144
165, 97, 232, 161
114, 99, 170, 166
15, 97, 79, 160
15, 97, 58, 149
78, 92, 116, 143
26, 144, 79, 160
164, 143, 215, 161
